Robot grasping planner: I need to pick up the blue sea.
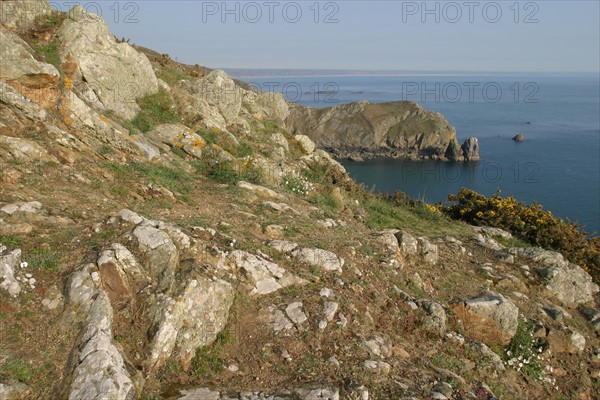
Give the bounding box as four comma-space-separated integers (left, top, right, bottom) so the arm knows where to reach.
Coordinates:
244, 75, 600, 234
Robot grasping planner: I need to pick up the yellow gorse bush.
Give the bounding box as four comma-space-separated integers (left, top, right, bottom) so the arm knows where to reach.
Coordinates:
440, 188, 600, 282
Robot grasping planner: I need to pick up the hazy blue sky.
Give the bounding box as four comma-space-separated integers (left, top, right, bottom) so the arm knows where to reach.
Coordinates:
58, 1, 600, 72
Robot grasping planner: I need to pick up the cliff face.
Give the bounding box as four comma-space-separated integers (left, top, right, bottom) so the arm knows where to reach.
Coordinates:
286, 100, 479, 161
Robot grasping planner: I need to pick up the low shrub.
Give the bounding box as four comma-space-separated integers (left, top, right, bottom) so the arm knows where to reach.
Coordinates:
192, 147, 262, 185
441, 188, 600, 281
125, 89, 179, 133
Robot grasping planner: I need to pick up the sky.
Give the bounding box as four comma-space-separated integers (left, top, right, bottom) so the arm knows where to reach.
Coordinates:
52, 1, 600, 73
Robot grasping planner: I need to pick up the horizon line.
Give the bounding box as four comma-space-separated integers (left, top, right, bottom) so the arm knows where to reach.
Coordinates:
221, 67, 600, 77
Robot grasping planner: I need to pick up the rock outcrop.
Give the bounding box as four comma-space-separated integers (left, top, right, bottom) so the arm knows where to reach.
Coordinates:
174, 69, 288, 134
453, 291, 519, 346
516, 247, 599, 305
0, 0, 52, 33
461, 137, 480, 161
286, 100, 479, 161
63, 264, 136, 400
57, 5, 159, 119
0, 26, 60, 107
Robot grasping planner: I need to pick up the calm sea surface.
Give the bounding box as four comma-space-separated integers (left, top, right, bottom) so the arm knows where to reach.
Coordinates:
244, 75, 600, 234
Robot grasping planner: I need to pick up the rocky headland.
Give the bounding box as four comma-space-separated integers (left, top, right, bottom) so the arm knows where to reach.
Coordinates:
286, 101, 480, 162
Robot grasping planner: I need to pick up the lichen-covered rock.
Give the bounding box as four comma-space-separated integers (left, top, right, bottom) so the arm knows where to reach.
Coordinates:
175, 70, 246, 133
515, 247, 571, 268
64, 265, 135, 400
225, 250, 306, 295
419, 300, 447, 336
0, 0, 52, 33
269, 240, 300, 254
546, 327, 586, 354
323, 301, 339, 322
147, 275, 234, 371
285, 301, 308, 326
146, 124, 206, 159
455, 291, 519, 345
97, 243, 146, 309
0, 381, 32, 400
418, 237, 438, 264
522, 249, 599, 305
57, 5, 158, 119
61, 90, 158, 158
363, 360, 391, 375
268, 306, 294, 332
0, 249, 22, 297
270, 132, 290, 152
130, 220, 179, 291
237, 181, 281, 199
0, 81, 48, 121
118, 209, 144, 225
244, 90, 290, 122
361, 336, 392, 359
68, 293, 135, 400
474, 226, 513, 239
471, 233, 503, 251
178, 386, 342, 400
395, 231, 419, 255
0, 26, 60, 106
294, 134, 316, 155
178, 388, 221, 400
291, 247, 344, 272
0, 201, 42, 215
372, 230, 401, 253
0, 135, 58, 162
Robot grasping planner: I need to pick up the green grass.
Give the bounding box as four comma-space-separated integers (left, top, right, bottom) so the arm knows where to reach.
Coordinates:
38, 11, 65, 28
103, 161, 196, 195
303, 162, 332, 185
1, 358, 33, 381
430, 353, 473, 380
361, 195, 471, 238
170, 146, 188, 159
156, 66, 191, 86
125, 89, 180, 133
0, 235, 23, 247
199, 128, 219, 145
232, 142, 253, 158
189, 329, 234, 378
27, 247, 61, 272
309, 191, 341, 212
191, 154, 262, 185
251, 120, 280, 135
130, 163, 195, 194
33, 43, 61, 71
99, 146, 113, 155
495, 235, 530, 248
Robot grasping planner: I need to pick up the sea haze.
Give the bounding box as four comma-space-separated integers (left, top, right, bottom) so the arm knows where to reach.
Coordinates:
240, 74, 600, 235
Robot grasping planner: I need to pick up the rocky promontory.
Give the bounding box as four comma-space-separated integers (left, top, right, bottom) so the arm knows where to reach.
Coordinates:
286, 100, 480, 162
